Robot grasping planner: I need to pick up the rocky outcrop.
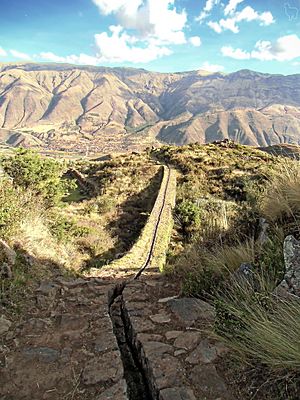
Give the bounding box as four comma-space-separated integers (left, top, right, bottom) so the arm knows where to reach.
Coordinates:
275, 235, 300, 298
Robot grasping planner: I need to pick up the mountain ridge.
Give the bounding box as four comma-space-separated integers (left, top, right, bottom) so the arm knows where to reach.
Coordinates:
0, 63, 299, 153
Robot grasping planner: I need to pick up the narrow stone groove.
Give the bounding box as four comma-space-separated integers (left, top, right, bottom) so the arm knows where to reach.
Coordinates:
107, 165, 173, 400
109, 287, 153, 400
134, 165, 171, 280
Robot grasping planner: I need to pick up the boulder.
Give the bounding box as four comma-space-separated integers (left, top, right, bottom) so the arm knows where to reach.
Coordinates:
275, 235, 300, 297
0, 316, 12, 336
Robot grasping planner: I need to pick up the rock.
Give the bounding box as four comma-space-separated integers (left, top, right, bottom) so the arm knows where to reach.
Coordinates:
94, 332, 117, 353
138, 333, 164, 342
23, 347, 60, 363
275, 235, 300, 297
258, 218, 269, 244
234, 263, 254, 285
130, 316, 155, 333
160, 387, 197, 400
0, 262, 12, 279
127, 302, 151, 317
142, 341, 174, 357
144, 280, 162, 287
0, 239, 16, 265
96, 380, 128, 400
37, 282, 58, 296
150, 313, 171, 324
174, 332, 201, 351
23, 318, 52, 332
158, 295, 179, 303
82, 350, 123, 385
174, 349, 186, 357
56, 314, 88, 331
0, 316, 12, 336
168, 298, 215, 325
190, 364, 232, 399
147, 354, 184, 390
165, 331, 183, 340
55, 277, 87, 288
185, 339, 218, 364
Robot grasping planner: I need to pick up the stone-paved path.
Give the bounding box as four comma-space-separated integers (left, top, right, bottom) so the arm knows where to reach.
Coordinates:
0, 163, 235, 399
0, 269, 234, 400
122, 268, 234, 400
0, 277, 127, 400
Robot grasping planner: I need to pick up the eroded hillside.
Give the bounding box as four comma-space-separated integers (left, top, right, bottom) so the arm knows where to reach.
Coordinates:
0, 63, 300, 152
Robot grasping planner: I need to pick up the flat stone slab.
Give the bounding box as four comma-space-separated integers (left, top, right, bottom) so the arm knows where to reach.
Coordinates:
23, 347, 60, 363
165, 330, 183, 340
150, 313, 171, 324
96, 379, 128, 400
168, 298, 215, 325
186, 339, 218, 364
160, 387, 197, 400
190, 364, 232, 399
174, 331, 201, 351
82, 350, 123, 385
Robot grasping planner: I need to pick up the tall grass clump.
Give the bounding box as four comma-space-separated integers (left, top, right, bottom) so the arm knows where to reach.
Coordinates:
215, 277, 300, 398
179, 238, 256, 297
261, 158, 300, 222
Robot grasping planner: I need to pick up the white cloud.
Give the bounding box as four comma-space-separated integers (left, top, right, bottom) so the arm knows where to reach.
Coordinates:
91, 0, 190, 63
189, 36, 201, 47
10, 49, 31, 60
196, 0, 220, 22
0, 46, 7, 57
252, 35, 300, 61
39, 51, 99, 65
224, 0, 244, 16
92, 0, 142, 16
206, 4, 274, 34
221, 34, 300, 62
92, 0, 187, 45
201, 61, 224, 72
221, 45, 250, 59
95, 25, 171, 63
207, 21, 223, 33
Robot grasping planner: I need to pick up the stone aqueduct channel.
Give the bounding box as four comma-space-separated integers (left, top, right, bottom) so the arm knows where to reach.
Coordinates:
0, 165, 234, 400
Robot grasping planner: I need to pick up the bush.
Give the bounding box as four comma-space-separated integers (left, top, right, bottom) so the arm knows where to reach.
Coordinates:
0, 180, 30, 240
48, 214, 90, 243
96, 195, 117, 214
2, 149, 75, 207
175, 200, 201, 238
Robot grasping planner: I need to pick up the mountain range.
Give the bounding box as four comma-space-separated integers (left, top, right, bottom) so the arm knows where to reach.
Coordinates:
0, 63, 300, 153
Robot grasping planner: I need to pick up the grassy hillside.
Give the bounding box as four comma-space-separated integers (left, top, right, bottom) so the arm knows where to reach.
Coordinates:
0, 149, 161, 311
153, 141, 300, 399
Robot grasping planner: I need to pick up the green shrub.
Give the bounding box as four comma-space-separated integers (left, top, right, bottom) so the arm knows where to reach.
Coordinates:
2, 149, 75, 207
96, 195, 117, 214
0, 180, 27, 240
175, 200, 201, 238
48, 214, 90, 243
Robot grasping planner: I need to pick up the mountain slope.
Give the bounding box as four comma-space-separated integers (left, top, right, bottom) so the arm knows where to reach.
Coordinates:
0, 63, 299, 152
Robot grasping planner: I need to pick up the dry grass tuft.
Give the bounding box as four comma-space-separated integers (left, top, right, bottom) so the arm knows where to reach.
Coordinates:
261, 158, 300, 222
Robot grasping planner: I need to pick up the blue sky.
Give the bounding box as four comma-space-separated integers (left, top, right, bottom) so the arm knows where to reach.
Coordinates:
0, 0, 299, 74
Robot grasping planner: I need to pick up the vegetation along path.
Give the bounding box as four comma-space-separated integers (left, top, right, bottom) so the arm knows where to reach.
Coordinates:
1, 165, 215, 400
